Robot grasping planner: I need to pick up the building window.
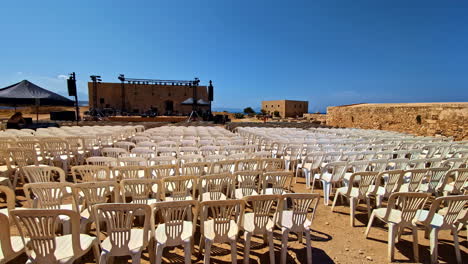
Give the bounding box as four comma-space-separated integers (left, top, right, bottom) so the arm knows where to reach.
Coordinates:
277, 105, 279, 107
168, 92, 171, 96
416, 115, 422, 124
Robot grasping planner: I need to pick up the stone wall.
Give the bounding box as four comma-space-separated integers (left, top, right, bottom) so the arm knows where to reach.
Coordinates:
326, 103, 468, 140
303, 113, 327, 124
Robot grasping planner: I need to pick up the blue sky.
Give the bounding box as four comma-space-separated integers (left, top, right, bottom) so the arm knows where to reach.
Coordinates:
1, 0, 467, 113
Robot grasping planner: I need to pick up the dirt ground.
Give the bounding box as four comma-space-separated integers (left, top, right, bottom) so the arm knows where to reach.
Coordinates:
3, 174, 467, 264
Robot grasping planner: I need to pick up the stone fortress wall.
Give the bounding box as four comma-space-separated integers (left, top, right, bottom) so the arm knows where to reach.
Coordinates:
324, 103, 468, 140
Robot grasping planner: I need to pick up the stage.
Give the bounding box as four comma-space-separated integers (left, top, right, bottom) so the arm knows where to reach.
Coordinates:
107, 116, 188, 123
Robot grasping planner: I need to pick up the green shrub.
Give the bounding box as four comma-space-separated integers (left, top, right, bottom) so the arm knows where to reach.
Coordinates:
234, 113, 245, 119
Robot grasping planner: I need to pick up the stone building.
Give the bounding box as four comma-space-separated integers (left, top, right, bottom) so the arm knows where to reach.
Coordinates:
261, 100, 308, 117
88, 82, 210, 115
327, 103, 468, 140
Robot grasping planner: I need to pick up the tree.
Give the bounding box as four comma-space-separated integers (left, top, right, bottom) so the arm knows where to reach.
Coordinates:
273, 111, 280, 117
260, 109, 267, 115
234, 113, 245, 119
243, 107, 255, 114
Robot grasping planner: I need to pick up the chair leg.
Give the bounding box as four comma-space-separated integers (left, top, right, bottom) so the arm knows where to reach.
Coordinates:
243, 232, 252, 264
230, 237, 237, 264
199, 235, 205, 256
294, 165, 300, 183
376, 195, 383, 208
204, 239, 213, 264
12, 170, 19, 189
331, 191, 340, 212
148, 239, 156, 264
92, 241, 101, 264
281, 228, 289, 264
184, 240, 192, 264
396, 226, 404, 243
411, 226, 419, 263
365, 211, 375, 238
62, 220, 71, 234
298, 231, 303, 244
99, 252, 108, 264
350, 198, 356, 227
310, 177, 316, 192
323, 182, 331, 206
155, 243, 164, 264
429, 228, 438, 264
388, 224, 397, 263
365, 198, 372, 220
305, 229, 312, 264
131, 251, 142, 264
452, 227, 462, 264
267, 231, 275, 264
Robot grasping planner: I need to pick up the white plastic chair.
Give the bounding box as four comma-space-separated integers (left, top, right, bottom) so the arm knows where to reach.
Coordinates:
11, 209, 100, 264
121, 179, 159, 205
242, 194, 280, 264
365, 192, 430, 262
94, 203, 151, 264
413, 195, 468, 264
199, 199, 244, 264
152, 200, 199, 264
0, 213, 25, 263
260, 171, 292, 195
199, 173, 235, 201
331, 172, 381, 226
312, 161, 348, 205
234, 170, 261, 199
277, 193, 320, 264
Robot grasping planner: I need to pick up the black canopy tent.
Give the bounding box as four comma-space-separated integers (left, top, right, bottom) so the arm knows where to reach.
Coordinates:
0, 80, 74, 121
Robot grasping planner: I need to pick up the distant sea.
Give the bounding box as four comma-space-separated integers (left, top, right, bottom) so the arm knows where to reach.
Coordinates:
212, 107, 261, 113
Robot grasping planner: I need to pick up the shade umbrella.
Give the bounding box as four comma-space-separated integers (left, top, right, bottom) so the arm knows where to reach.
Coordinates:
0, 80, 74, 121
181, 98, 210, 106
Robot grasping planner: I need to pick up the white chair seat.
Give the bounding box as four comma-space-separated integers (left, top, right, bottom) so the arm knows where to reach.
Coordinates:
0, 165, 10, 174
165, 196, 193, 201
234, 189, 258, 199
0, 236, 24, 261
264, 188, 287, 195
315, 172, 332, 182
416, 209, 444, 228
374, 208, 402, 224
155, 221, 192, 244
101, 229, 148, 253
0, 208, 8, 217
242, 213, 274, 233
336, 186, 359, 198
203, 219, 238, 240
343, 172, 353, 181
201, 192, 226, 201
131, 198, 158, 205
30, 234, 95, 263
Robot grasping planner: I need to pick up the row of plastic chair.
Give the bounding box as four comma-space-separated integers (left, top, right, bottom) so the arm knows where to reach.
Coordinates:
2, 186, 319, 264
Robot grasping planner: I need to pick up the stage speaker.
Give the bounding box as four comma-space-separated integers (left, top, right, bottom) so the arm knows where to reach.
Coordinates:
208, 85, 213, 101
67, 79, 77, 96
23, 117, 33, 125
50, 111, 76, 121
